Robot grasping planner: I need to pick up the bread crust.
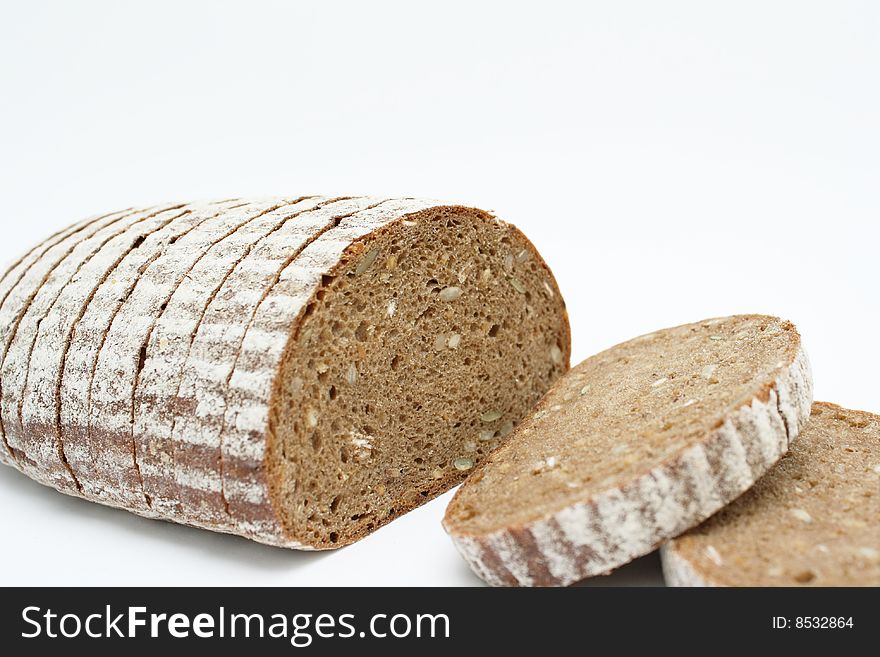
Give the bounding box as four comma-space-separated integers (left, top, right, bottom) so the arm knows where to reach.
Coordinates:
58, 202, 244, 499
19, 205, 194, 492
134, 197, 323, 518
661, 401, 879, 587
444, 335, 813, 586
660, 540, 718, 586
2, 205, 173, 481
0, 207, 138, 465
85, 200, 288, 511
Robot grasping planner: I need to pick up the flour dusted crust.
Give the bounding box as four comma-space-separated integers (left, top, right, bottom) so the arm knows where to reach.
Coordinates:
0, 197, 570, 549
0, 207, 131, 467
135, 196, 329, 516
661, 402, 880, 587
59, 201, 248, 498
162, 197, 381, 532
18, 205, 195, 491
222, 198, 437, 544
444, 318, 813, 586
1, 205, 174, 478
85, 200, 290, 511
660, 540, 717, 586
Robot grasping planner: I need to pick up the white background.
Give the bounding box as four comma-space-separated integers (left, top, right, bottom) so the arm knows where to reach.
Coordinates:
0, 1, 877, 586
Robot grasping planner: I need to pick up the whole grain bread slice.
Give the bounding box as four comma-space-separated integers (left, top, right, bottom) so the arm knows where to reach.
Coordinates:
443, 315, 813, 586
662, 402, 879, 587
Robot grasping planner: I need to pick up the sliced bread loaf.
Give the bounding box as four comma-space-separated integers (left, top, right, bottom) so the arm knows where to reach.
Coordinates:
443, 315, 813, 585
0, 197, 570, 548
662, 402, 879, 587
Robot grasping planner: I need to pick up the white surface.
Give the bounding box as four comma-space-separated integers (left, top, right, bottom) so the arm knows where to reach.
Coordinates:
0, 1, 877, 586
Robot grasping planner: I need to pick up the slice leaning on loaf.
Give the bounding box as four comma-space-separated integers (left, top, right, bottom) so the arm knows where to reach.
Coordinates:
0, 197, 570, 549
443, 315, 813, 586
662, 402, 879, 587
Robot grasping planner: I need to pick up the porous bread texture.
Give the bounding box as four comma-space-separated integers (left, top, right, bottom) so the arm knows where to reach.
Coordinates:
271, 205, 568, 547
662, 402, 880, 587
443, 315, 813, 586
0, 197, 570, 549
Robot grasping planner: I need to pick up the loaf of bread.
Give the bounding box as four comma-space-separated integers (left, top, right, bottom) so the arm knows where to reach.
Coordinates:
0, 197, 571, 548
662, 402, 879, 586
443, 315, 813, 585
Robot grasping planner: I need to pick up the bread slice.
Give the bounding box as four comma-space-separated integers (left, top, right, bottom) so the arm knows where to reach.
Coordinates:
0, 207, 134, 467
136, 196, 331, 517
155, 197, 379, 528
86, 199, 292, 511
662, 402, 879, 586
18, 204, 197, 492
1, 205, 177, 477
58, 201, 256, 498
443, 315, 813, 586
0, 197, 570, 549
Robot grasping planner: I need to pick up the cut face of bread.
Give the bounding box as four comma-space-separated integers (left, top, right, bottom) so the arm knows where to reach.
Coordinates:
270, 206, 569, 546
662, 402, 880, 587
0, 197, 570, 549
443, 315, 813, 586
